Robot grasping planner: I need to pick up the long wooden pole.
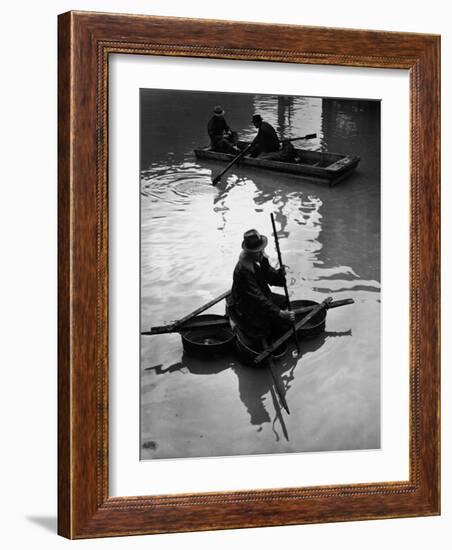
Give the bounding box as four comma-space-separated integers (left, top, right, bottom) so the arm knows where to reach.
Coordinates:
270, 213, 300, 354
254, 298, 333, 365
146, 290, 231, 335
280, 133, 317, 143
172, 290, 231, 330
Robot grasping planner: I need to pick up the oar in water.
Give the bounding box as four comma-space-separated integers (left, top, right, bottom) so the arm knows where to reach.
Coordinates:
212, 143, 254, 185
262, 338, 290, 414
143, 298, 354, 335
270, 212, 300, 354
144, 290, 231, 335
254, 298, 333, 365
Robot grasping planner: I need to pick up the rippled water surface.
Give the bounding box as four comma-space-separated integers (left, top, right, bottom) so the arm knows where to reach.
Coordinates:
140, 90, 381, 459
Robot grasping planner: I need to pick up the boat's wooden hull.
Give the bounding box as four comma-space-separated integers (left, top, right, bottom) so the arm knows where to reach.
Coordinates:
194, 142, 360, 185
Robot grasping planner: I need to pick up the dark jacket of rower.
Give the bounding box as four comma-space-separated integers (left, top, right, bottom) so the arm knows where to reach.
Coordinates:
207, 105, 238, 154
228, 253, 291, 342
208, 114, 230, 145
231, 251, 285, 315
228, 229, 294, 343
250, 114, 280, 156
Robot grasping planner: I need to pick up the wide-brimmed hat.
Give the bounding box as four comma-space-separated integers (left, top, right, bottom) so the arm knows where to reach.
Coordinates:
241, 229, 268, 252
213, 105, 225, 116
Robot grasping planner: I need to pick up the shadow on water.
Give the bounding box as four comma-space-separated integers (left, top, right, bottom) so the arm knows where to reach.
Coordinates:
145, 353, 232, 377
144, 329, 351, 441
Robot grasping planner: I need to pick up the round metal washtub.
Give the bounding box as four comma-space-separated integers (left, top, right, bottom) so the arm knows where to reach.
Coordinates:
181, 314, 235, 358
235, 332, 288, 366
292, 299, 326, 339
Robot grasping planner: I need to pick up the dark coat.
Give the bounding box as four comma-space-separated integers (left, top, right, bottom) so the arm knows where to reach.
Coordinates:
208, 115, 230, 143
228, 253, 287, 337
252, 121, 280, 153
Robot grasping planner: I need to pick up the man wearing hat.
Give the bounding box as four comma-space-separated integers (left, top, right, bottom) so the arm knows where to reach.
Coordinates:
227, 229, 295, 348
207, 105, 238, 153
249, 114, 280, 157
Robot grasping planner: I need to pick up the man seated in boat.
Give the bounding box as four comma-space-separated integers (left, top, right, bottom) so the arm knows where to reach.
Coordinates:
226, 229, 295, 352
207, 105, 239, 154
248, 114, 281, 158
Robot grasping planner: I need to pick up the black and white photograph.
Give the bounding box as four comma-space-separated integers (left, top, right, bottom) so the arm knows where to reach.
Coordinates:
140, 88, 381, 460
1, 0, 446, 546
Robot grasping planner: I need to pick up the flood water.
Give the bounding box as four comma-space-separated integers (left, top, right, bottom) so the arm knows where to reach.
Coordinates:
140, 89, 381, 459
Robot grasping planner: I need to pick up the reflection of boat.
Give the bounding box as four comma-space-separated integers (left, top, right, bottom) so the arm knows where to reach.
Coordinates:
194, 141, 360, 186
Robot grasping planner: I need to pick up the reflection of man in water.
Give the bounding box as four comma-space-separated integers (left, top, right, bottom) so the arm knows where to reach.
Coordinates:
207, 105, 238, 153
249, 114, 280, 157
227, 229, 295, 350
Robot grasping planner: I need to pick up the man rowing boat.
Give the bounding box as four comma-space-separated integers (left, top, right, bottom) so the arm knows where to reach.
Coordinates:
226, 229, 295, 351
248, 114, 298, 161
248, 114, 280, 157
207, 105, 239, 154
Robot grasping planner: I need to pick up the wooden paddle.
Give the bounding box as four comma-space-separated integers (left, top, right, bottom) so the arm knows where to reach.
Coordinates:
254, 297, 333, 365
270, 212, 300, 354
145, 290, 231, 335
262, 337, 290, 414
212, 143, 254, 185
143, 298, 354, 335
280, 133, 317, 143
144, 317, 231, 335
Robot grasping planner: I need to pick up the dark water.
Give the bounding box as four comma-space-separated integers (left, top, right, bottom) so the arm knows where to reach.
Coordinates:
140, 89, 381, 459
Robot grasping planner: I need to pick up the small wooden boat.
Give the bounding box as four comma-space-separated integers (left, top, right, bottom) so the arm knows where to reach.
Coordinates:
194, 141, 360, 186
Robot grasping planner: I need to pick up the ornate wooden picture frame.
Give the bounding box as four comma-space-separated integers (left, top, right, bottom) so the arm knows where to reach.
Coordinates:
58, 11, 440, 538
